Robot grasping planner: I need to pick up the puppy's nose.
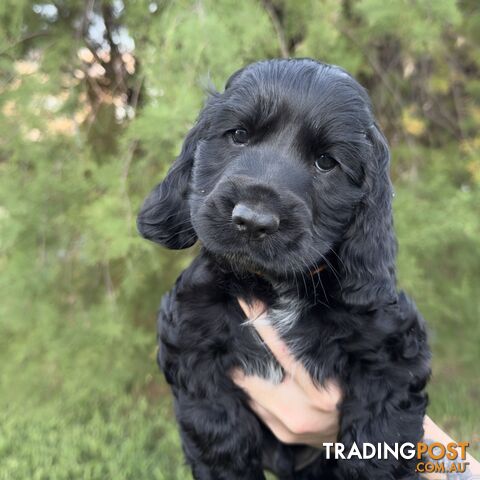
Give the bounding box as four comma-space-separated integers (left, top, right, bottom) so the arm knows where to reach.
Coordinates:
232, 203, 279, 238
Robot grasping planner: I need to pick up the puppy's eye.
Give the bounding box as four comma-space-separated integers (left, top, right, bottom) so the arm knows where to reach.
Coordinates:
315, 154, 337, 172
230, 129, 249, 145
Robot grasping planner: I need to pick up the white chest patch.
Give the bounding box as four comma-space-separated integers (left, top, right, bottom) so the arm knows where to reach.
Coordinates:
239, 294, 306, 384
268, 294, 305, 334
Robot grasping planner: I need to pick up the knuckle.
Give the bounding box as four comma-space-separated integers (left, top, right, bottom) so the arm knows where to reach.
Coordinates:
314, 396, 340, 413
274, 429, 297, 444
313, 388, 342, 412
285, 416, 311, 436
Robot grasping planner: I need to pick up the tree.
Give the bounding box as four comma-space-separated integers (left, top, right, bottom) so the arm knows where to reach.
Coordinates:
1, 1, 479, 478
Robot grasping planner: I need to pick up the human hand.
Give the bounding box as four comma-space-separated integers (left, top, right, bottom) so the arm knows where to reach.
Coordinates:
232, 299, 480, 478
422, 416, 480, 480
231, 298, 342, 448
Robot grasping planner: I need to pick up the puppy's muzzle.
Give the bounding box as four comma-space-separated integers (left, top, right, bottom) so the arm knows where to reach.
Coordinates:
195, 173, 311, 264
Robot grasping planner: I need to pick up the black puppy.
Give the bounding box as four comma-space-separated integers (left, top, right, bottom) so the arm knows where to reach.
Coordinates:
137, 58, 431, 480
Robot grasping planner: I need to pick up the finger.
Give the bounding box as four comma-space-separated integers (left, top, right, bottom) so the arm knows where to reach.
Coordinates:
249, 318, 297, 372
235, 372, 304, 424
232, 370, 301, 422
309, 380, 343, 412
232, 369, 277, 399
237, 298, 301, 377
236, 296, 295, 372
249, 319, 342, 404
248, 385, 338, 446
237, 297, 267, 320
248, 400, 275, 422
248, 400, 299, 445
237, 300, 343, 407
250, 399, 336, 448
233, 372, 341, 446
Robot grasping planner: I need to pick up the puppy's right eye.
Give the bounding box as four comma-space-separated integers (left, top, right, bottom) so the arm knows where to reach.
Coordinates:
315, 154, 337, 172
230, 129, 249, 145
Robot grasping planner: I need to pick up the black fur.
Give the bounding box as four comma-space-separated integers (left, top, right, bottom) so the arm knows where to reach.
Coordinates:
137, 59, 431, 480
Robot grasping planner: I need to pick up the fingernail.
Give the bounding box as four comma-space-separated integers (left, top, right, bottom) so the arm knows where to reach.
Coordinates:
231, 369, 244, 383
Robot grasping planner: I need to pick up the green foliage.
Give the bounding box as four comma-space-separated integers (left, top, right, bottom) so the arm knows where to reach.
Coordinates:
393, 147, 480, 448
0, 0, 479, 478
355, 0, 461, 53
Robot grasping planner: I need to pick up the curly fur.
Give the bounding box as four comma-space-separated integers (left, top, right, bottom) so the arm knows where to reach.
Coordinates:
137, 58, 431, 480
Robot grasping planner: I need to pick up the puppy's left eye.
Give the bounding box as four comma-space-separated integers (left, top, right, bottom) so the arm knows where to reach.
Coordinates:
315, 154, 338, 172
230, 129, 249, 145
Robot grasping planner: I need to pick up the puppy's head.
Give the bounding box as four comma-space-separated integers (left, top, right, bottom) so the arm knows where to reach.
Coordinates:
138, 59, 396, 308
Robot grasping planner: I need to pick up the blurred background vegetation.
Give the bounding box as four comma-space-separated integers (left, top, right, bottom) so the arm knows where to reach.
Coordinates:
0, 0, 479, 478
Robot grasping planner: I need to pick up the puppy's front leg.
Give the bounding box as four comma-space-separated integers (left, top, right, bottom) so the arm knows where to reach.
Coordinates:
174, 393, 266, 480
157, 285, 266, 479
336, 381, 427, 480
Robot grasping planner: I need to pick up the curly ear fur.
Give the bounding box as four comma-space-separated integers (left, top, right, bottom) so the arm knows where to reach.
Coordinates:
136, 120, 204, 249
338, 123, 397, 309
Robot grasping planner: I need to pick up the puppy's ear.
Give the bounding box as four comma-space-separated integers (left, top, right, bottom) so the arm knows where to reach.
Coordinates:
136, 120, 203, 249
338, 123, 397, 309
